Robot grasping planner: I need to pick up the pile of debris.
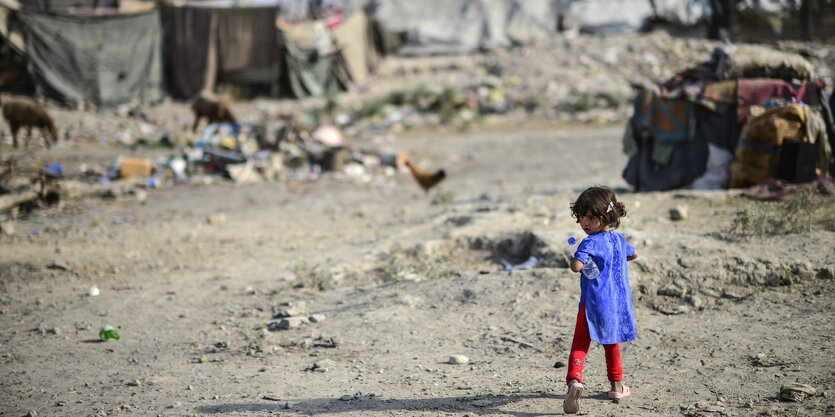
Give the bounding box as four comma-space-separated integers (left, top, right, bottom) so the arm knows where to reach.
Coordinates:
0, 116, 413, 222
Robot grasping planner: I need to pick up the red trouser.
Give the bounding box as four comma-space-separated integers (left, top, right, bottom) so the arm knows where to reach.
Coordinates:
566, 303, 622, 385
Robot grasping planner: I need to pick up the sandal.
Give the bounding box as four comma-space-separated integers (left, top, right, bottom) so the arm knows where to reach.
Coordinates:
607, 384, 630, 403
563, 382, 584, 414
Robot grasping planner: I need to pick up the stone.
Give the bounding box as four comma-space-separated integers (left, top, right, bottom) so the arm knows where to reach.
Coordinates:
308, 314, 326, 323
272, 301, 308, 318
669, 204, 688, 221
340, 395, 355, 401
684, 294, 704, 309
780, 383, 816, 402
207, 213, 227, 225
134, 189, 148, 203
269, 317, 309, 331
448, 354, 469, 365
314, 359, 335, 371
0, 222, 15, 235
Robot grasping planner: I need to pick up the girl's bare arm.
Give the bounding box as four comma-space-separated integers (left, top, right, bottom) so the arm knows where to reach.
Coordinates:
570, 259, 584, 272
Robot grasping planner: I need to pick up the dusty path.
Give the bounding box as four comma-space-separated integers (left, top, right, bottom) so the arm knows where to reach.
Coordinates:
1, 125, 834, 417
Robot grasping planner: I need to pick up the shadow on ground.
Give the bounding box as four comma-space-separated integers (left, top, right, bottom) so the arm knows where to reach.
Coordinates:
195, 392, 615, 416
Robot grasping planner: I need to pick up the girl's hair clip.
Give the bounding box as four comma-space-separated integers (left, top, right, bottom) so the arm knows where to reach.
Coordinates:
606, 201, 614, 213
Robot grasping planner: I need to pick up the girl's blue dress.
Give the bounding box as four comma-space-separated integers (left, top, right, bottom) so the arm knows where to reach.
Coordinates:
573, 231, 636, 345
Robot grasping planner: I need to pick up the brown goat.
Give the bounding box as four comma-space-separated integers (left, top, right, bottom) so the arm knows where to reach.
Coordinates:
191, 95, 236, 132
1, 97, 58, 149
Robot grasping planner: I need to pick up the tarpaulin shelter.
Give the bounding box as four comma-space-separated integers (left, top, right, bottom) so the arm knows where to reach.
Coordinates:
160, 3, 282, 99
622, 44, 835, 192
280, 20, 349, 98
372, 0, 559, 55
8, 7, 165, 109
279, 13, 370, 98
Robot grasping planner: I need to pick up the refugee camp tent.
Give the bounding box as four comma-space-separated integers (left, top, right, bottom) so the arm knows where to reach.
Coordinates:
332, 11, 376, 86
160, 3, 282, 99
11, 8, 165, 109
732, 0, 835, 41
279, 18, 352, 98
372, 0, 559, 55
622, 44, 835, 192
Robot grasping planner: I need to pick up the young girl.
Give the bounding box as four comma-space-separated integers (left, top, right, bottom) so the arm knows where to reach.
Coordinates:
563, 186, 638, 414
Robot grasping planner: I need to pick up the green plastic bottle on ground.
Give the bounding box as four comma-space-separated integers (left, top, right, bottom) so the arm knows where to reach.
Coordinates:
99, 325, 120, 342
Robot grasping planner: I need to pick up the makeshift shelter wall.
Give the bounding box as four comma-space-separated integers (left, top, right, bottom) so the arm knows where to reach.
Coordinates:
161, 5, 280, 99
280, 19, 351, 98
331, 11, 373, 86
374, 0, 558, 55
15, 8, 164, 108
732, 0, 835, 42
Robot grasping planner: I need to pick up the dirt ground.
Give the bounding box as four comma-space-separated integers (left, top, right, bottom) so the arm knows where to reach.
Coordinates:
2, 34, 835, 417
2, 121, 834, 417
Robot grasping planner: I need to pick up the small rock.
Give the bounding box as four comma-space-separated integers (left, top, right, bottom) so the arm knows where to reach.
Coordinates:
0, 222, 15, 235
448, 354, 469, 365
817, 267, 834, 280
553, 361, 566, 368
127, 379, 142, 387
673, 305, 690, 314
272, 301, 308, 318
780, 383, 816, 402
669, 204, 688, 221
314, 359, 336, 371
207, 213, 227, 225
684, 294, 704, 309
472, 399, 492, 407
308, 314, 326, 323
134, 189, 148, 203
268, 317, 310, 331
339, 394, 355, 401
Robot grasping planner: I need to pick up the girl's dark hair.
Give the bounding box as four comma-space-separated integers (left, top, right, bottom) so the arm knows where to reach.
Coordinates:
570, 186, 627, 229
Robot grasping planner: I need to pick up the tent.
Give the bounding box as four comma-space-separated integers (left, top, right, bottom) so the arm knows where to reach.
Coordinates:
11, 8, 165, 109
160, 3, 282, 99
162, 2, 383, 99
372, 0, 559, 55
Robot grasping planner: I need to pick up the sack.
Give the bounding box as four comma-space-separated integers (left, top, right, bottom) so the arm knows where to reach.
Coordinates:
730, 103, 827, 188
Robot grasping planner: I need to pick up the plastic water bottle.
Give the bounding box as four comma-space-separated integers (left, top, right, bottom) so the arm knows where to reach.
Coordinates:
99, 325, 120, 342
582, 257, 600, 280
567, 237, 579, 254
567, 237, 599, 280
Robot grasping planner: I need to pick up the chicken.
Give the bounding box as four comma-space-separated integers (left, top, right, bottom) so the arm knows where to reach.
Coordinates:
405, 159, 446, 193
191, 94, 236, 132
1, 96, 58, 149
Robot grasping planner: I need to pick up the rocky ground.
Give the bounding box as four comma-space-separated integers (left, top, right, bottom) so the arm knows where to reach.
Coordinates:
1, 31, 835, 417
